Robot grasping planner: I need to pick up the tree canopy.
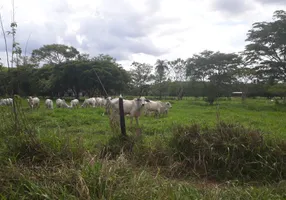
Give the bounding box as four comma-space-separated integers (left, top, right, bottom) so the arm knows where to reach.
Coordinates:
1, 9, 286, 103
244, 10, 286, 83
31, 44, 80, 65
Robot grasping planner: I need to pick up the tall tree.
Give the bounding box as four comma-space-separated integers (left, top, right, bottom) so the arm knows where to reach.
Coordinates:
155, 59, 169, 99
168, 58, 187, 82
186, 50, 214, 82
50, 56, 131, 98
186, 50, 242, 104
0, 13, 10, 69
168, 58, 187, 100
244, 10, 286, 83
234, 61, 256, 102
129, 62, 153, 96
268, 83, 286, 102
31, 44, 80, 65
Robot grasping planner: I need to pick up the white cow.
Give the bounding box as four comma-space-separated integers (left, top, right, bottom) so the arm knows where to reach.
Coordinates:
0, 99, 5, 106
96, 96, 112, 107
144, 100, 172, 117
81, 97, 96, 108
45, 99, 53, 109
8, 98, 13, 105
0, 98, 13, 106
27, 96, 40, 109
105, 97, 115, 115
56, 99, 62, 108
56, 98, 71, 108
95, 97, 105, 107
70, 99, 79, 108
159, 101, 172, 115
144, 100, 164, 117
107, 96, 149, 125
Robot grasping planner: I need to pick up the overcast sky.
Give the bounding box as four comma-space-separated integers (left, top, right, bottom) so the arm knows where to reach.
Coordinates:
0, 0, 286, 70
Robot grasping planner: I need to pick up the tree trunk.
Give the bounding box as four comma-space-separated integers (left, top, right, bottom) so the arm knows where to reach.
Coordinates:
242, 94, 246, 103
159, 80, 162, 100
75, 88, 80, 99
177, 87, 184, 100
139, 87, 144, 97
241, 85, 248, 103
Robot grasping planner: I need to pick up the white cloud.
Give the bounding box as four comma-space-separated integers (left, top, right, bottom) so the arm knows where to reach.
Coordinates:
1, 0, 286, 70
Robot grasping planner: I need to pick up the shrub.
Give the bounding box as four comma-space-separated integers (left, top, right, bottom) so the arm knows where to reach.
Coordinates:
169, 122, 286, 182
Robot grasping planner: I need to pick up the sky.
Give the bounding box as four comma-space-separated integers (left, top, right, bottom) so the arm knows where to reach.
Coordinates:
0, 0, 286, 70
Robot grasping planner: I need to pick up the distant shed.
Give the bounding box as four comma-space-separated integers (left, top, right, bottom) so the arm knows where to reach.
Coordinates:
232, 92, 244, 97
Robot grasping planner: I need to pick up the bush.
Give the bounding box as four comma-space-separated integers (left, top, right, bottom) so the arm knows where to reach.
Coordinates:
99, 122, 286, 183
169, 122, 286, 182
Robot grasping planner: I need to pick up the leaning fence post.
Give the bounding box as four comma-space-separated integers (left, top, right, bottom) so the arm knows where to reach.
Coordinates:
119, 94, 126, 136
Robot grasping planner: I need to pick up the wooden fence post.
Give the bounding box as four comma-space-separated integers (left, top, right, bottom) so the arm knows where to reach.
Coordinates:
119, 94, 126, 136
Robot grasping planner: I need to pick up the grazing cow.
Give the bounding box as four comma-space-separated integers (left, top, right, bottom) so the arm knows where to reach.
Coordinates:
94, 96, 112, 116
144, 100, 172, 117
99, 96, 112, 108
159, 101, 172, 115
107, 96, 149, 125
144, 100, 163, 117
27, 96, 40, 109
0, 99, 4, 106
56, 98, 71, 108
95, 97, 105, 107
81, 98, 96, 108
105, 97, 119, 115
105, 97, 115, 115
70, 99, 79, 108
45, 99, 53, 109
0, 98, 13, 106
94, 97, 112, 107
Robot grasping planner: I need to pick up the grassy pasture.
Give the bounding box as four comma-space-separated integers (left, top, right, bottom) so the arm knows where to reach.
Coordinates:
25, 97, 286, 140
1, 96, 286, 199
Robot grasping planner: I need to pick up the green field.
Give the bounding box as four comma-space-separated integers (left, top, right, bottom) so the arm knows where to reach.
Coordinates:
26, 97, 286, 139
1, 97, 286, 199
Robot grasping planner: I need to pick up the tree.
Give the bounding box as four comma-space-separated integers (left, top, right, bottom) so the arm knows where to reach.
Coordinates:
91, 54, 116, 63
0, 66, 9, 95
155, 59, 169, 99
244, 10, 286, 83
31, 44, 80, 65
268, 83, 286, 103
0, 13, 9, 69
77, 53, 90, 61
129, 62, 153, 96
168, 58, 187, 100
49, 56, 131, 98
234, 64, 256, 102
32, 65, 54, 96
186, 50, 242, 104
186, 50, 214, 83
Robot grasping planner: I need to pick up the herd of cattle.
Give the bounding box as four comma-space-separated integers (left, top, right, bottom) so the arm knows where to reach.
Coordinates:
0, 96, 172, 125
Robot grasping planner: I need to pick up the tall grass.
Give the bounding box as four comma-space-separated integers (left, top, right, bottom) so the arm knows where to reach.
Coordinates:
169, 122, 286, 182
100, 122, 286, 183
1, 97, 286, 199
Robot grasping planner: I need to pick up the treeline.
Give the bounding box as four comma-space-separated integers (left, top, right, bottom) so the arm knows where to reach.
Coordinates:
1, 10, 286, 102
0, 54, 130, 98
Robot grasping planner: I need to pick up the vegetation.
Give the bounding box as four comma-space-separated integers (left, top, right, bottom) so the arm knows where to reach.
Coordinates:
0, 98, 286, 199
1, 5, 286, 200
1, 10, 286, 102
